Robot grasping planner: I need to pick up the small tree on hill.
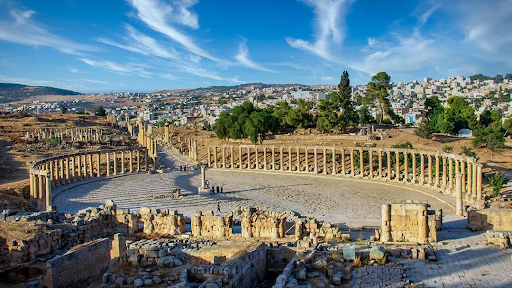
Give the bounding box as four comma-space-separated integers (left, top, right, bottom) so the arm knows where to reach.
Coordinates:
95, 106, 106, 117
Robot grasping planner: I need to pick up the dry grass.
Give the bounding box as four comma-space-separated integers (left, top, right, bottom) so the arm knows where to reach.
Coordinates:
352, 255, 362, 268
0, 221, 49, 242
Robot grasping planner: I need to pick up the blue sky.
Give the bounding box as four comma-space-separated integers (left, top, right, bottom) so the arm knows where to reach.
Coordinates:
0, 0, 511, 93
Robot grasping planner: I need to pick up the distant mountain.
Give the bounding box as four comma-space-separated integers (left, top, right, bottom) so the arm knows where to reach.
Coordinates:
0, 83, 81, 103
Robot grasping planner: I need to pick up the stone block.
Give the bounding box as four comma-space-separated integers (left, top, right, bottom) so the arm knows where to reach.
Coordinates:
342, 244, 355, 260
369, 246, 385, 260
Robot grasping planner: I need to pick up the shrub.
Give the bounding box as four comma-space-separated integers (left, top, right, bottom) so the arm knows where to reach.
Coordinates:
487, 172, 509, 197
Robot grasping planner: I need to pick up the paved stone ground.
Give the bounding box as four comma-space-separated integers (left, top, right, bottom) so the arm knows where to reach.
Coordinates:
52, 147, 455, 227
395, 219, 512, 288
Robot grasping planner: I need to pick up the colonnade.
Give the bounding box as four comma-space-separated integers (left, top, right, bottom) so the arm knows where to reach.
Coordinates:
129, 121, 158, 167
207, 145, 483, 205
29, 148, 150, 211
26, 128, 104, 143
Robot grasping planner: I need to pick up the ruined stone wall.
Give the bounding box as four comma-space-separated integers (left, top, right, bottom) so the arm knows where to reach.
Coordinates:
467, 209, 512, 231
191, 211, 233, 238
381, 202, 441, 243
140, 207, 185, 236
41, 238, 111, 288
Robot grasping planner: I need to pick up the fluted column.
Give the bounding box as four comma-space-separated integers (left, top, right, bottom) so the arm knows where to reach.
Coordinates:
442, 157, 447, 189
420, 153, 424, 184
255, 146, 259, 170
288, 147, 292, 172
460, 161, 465, 193
129, 150, 134, 173
472, 163, 477, 199
448, 158, 454, 192
113, 151, 117, 175
428, 154, 432, 185
83, 155, 88, 178
88, 154, 93, 177
77, 154, 82, 180
466, 162, 472, 199
65, 157, 70, 184
296, 147, 300, 172
213, 147, 218, 168
222, 146, 226, 169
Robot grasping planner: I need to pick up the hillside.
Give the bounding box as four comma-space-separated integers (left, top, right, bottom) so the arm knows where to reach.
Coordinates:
0, 83, 81, 103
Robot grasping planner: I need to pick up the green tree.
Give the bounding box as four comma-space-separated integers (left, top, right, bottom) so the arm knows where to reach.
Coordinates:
60, 106, 68, 114
364, 72, 397, 124
95, 106, 106, 117
285, 99, 312, 129
488, 172, 509, 197
504, 118, 512, 137
272, 101, 291, 127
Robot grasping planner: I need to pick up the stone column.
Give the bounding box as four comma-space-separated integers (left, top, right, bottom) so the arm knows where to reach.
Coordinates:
231, 146, 235, 169
45, 171, 52, 211
323, 148, 328, 174
448, 158, 454, 192
129, 150, 134, 173
420, 153, 424, 184
239, 146, 243, 170
466, 162, 472, 199
314, 147, 318, 174
472, 163, 477, 198
65, 157, 70, 184
88, 154, 93, 177
201, 165, 206, 188
296, 147, 300, 172
412, 153, 416, 183
305, 148, 309, 172
378, 150, 383, 179
442, 157, 447, 189
113, 151, 117, 175
387, 150, 391, 180
395, 151, 400, 182
428, 154, 432, 185
460, 161, 466, 193
144, 149, 148, 171
134, 150, 139, 172
350, 149, 355, 176
288, 147, 292, 172
96, 153, 101, 177
341, 149, 345, 175
255, 146, 259, 170
83, 155, 88, 178
418, 204, 428, 244
222, 146, 226, 169
106, 152, 111, 177
213, 147, 218, 168
369, 150, 373, 178
29, 173, 35, 208
77, 155, 82, 180
455, 173, 463, 216
404, 152, 408, 182
38, 174, 44, 210
476, 165, 482, 200
121, 151, 125, 174
60, 158, 65, 185
248, 147, 251, 169
455, 159, 460, 179
435, 155, 440, 187
332, 147, 336, 175
207, 146, 211, 167
381, 204, 391, 242
271, 147, 276, 170
280, 147, 284, 171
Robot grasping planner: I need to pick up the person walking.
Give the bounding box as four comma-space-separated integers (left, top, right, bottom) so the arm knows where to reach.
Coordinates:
2, 209, 7, 222
217, 202, 221, 214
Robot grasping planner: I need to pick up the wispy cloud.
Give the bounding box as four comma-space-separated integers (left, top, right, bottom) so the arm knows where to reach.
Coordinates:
98, 25, 179, 59
286, 0, 348, 61
180, 64, 243, 83
0, 9, 95, 55
321, 76, 334, 82
160, 73, 179, 81
80, 58, 153, 78
235, 41, 275, 72
127, 0, 221, 62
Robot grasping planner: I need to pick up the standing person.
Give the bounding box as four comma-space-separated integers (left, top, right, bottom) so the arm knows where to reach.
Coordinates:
217, 202, 221, 214
216, 186, 220, 193
2, 209, 7, 222
220, 186, 224, 194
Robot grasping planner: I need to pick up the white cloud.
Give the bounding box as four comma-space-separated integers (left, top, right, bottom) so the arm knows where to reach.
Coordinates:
180, 65, 242, 83
0, 75, 86, 91
235, 41, 275, 72
127, 0, 221, 62
70, 68, 81, 73
286, 0, 348, 61
321, 76, 334, 82
160, 73, 179, 81
0, 9, 95, 55
80, 58, 153, 78
98, 25, 179, 59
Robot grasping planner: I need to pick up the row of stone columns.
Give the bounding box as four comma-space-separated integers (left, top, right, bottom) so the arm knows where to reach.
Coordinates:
27, 128, 103, 143
29, 148, 149, 211
207, 145, 483, 202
